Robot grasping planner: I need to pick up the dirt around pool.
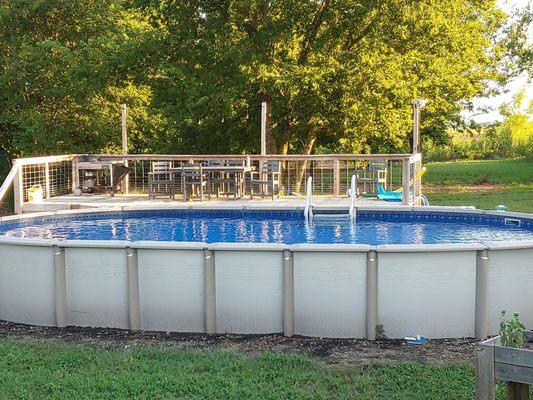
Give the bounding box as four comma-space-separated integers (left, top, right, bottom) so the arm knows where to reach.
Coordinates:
0, 320, 477, 365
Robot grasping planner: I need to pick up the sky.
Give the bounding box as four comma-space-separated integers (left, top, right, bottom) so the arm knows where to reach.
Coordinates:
462, 0, 532, 123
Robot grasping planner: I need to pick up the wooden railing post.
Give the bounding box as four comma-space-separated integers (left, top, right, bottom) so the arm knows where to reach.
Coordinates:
121, 104, 130, 195
476, 343, 495, 400
402, 158, 410, 206
507, 382, 529, 400
333, 158, 340, 196
13, 163, 23, 214
45, 161, 51, 199
71, 156, 79, 193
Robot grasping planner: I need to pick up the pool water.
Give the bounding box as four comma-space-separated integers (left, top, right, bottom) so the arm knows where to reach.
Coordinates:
1, 210, 532, 245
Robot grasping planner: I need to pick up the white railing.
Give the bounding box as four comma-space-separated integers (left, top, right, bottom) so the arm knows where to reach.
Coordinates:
304, 176, 313, 220
0, 162, 18, 205
4, 153, 422, 213
349, 174, 357, 221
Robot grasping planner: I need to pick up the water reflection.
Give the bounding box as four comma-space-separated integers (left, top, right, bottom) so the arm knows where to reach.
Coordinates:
0, 214, 531, 245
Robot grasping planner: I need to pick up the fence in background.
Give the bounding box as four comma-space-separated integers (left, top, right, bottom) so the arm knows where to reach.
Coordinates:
3, 153, 422, 213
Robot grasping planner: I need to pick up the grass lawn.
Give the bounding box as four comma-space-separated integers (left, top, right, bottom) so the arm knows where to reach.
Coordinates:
0, 337, 524, 400
424, 158, 533, 213
424, 158, 533, 185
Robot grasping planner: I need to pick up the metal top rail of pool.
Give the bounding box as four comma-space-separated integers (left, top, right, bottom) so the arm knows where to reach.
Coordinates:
0, 153, 423, 214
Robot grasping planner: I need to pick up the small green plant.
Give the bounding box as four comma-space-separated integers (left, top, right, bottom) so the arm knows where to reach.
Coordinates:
499, 311, 525, 348
375, 324, 388, 340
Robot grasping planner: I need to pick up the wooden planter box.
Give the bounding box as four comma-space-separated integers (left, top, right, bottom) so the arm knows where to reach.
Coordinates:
476, 331, 533, 400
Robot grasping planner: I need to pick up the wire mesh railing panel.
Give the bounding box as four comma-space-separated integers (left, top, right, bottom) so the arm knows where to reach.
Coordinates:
312, 160, 335, 195
21, 160, 72, 200
21, 164, 46, 201
13, 154, 418, 204
128, 159, 150, 194
128, 159, 194, 194
104, 156, 413, 198
48, 161, 72, 197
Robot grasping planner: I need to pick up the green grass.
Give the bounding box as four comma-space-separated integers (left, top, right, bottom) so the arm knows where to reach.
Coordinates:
0, 337, 523, 400
424, 158, 533, 185
427, 184, 533, 213
424, 158, 533, 212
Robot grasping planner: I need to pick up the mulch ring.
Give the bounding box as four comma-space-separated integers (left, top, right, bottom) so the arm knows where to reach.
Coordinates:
0, 320, 477, 365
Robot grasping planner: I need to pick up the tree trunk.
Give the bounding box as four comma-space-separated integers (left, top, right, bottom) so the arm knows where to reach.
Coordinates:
293, 130, 317, 194
263, 98, 276, 153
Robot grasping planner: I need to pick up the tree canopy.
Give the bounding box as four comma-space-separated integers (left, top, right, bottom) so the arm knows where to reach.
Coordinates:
0, 0, 531, 162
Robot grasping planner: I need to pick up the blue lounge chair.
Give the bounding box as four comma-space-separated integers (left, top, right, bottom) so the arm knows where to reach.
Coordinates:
376, 184, 403, 202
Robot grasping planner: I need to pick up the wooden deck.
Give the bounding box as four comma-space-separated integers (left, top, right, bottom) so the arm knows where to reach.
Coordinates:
21, 193, 397, 213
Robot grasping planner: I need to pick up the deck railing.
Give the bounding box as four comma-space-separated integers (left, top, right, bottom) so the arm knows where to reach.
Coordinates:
3, 153, 422, 213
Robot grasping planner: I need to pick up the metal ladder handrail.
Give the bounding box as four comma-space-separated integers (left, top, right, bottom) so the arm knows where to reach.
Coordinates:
349, 174, 356, 221
304, 176, 313, 220
305, 175, 357, 221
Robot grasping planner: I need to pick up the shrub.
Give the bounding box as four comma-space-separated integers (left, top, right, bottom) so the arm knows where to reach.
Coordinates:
499, 311, 525, 349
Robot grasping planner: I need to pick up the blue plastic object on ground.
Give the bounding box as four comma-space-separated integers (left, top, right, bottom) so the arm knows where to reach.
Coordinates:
405, 335, 428, 344
376, 184, 403, 201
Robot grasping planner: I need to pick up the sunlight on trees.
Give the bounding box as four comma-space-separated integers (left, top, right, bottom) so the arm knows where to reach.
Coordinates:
0, 0, 531, 163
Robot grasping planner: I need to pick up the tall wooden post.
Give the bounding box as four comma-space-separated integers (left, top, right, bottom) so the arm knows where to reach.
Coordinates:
261, 102, 267, 157
121, 104, 129, 194
412, 101, 420, 154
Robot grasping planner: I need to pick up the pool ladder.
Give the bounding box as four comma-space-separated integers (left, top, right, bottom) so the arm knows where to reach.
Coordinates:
305, 175, 357, 221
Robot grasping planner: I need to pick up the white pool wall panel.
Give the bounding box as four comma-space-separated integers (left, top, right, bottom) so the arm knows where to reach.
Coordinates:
293, 251, 367, 338
486, 247, 533, 335
137, 248, 205, 332
0, 243, 55, 326
0, 207, 532, 339
65, 247, 129, 329
214, 248, 283, 334
378, 250, 477, 339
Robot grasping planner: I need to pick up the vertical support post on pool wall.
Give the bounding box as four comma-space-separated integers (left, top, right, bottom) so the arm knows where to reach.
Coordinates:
53, 245, 67, 328
204, 249, 216, 334
283, 250, 294, 337
126, 247, 141, 331
475, 248, 489, 339
366, 250, 378, 340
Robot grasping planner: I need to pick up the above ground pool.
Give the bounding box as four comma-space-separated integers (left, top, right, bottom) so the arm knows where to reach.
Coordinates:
0, 209, 532, 245
0, 207, 532, 340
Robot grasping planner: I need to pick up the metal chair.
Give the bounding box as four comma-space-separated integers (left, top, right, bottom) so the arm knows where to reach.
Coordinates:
148, 161, 175, 199
181, 163, 209, 202
250, 161, 281, 200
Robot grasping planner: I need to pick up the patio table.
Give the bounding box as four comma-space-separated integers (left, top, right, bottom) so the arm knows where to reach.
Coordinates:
171, 165, 255, 198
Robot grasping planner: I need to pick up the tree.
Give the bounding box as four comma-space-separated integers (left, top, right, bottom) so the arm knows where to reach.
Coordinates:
0, 0, 530, 165
0, 0, 162, 158
496, 89, 533, 157
140, 0, 531, 156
